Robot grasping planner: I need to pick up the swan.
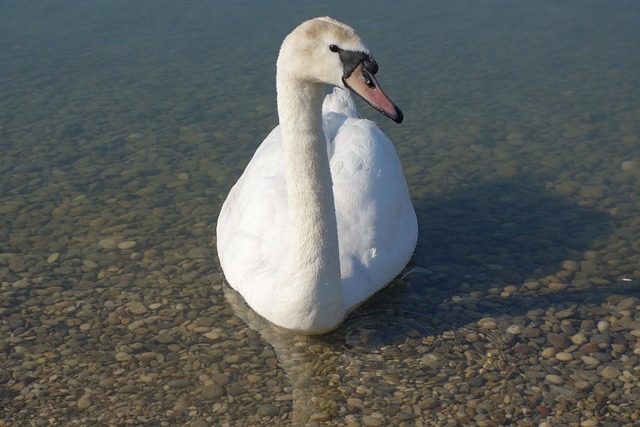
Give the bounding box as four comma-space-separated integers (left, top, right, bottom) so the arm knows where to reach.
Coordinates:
216, 17, 417, 333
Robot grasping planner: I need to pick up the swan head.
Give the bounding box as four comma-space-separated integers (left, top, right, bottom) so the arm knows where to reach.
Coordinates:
277, 17, 403, 123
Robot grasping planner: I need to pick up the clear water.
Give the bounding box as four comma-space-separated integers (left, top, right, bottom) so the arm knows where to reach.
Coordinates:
1, 1, 639, 425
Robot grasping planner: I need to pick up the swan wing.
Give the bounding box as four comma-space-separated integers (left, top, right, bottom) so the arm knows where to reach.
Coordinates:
216, 126, 289, 307
329, 111, 417, 310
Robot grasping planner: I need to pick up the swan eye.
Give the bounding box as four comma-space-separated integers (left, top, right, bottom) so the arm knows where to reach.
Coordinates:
329, 44, 341, 53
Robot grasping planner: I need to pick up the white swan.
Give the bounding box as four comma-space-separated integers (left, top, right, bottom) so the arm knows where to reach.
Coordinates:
217, 17, 417, 333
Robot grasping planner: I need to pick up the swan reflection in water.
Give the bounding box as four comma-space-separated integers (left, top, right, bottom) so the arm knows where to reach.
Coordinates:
223, 276, 517, 426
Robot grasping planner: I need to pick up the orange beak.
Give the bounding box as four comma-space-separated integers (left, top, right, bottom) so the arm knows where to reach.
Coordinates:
343, 63, 403, 124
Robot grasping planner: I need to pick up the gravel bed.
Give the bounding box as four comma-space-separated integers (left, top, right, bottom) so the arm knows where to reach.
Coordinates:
2, 1, 640, 426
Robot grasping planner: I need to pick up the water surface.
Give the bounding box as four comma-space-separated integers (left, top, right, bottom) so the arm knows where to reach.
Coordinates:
1, 1, 640, 426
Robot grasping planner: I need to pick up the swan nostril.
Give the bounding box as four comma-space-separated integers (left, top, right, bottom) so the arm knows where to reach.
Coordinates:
362, 69, 376, 89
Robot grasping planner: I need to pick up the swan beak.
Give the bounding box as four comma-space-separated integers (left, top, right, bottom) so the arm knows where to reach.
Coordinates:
343, 63, 403, 124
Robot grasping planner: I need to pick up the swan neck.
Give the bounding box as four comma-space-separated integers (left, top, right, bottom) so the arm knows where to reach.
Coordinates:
274, 70, 345, 331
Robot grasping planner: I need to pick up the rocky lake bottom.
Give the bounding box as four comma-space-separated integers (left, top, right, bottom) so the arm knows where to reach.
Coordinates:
1, 1, 640, 426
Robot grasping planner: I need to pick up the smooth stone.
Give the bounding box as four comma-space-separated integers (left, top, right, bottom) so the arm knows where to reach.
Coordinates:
541, 348, 557, 359
523, 281, 542, 290
256, 404, 279, 417
118, 241, 137, 250
187, 247, 209, 259
576, 371, 600, 382
310, 413, 331, 422
574, 380, 593, 391
555, 352, 574, 362
99, 378, 116, 388
82, 259, 98, 269
555, 309, 574, 319
599, 366, 621, 380
421, 397, 438, 410
77, 396, 92, 410
561, 260, 580, 272
547, 333, 570, 349
247, 374, 262, 384
168, 378, 192, 388
47, 252, 60, 263
545, 374, 564, 385
581, 356, 601, 366
98, 237, 123, 249
362, 415, 384, 427
522, 327, 540, 338
590, 334, 610, 346
621, 160, 639, 171
578, 343, 599, 354
117, 384, 139, 394
506, 325, 523, 335
465, 332, 480, 343
202, 383, 225, 399
477, 318, 498, 330
596, 321, 610, 332
115, 352, 131, 362
347, 398, 364, 409
203, 331, 221, 340
126, 301, 148, 315
614, 297, 638, 311
571, 333, 587, 345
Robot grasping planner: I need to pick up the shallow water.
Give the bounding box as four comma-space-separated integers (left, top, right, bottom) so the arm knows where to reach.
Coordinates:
1, 1, 640, 426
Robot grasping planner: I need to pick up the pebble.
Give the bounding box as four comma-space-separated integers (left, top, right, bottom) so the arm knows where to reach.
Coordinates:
614, 297, 638, 310
555, 351, 574, 362
574, 380, 592, 391
77, 396, 92, 410
126, 301, 148, 315
82, 259, 98, 269
477, 317, 498, 330
541, 347, 557, 359
545, 374, 565, 385
115, 352, 131, 362
256, 404, 279, 417
547, 333, 570, 348
596, 320, 609, 333
581, 356, 601, 366
599, 366, 621, 380
118, 241, 137, 250
621, 160, 639, 171
168, 378, 192, 388
362, 415, 384, 427
506, 324, 523, 335
98, 236, 123, 249
571, 333, 587, 345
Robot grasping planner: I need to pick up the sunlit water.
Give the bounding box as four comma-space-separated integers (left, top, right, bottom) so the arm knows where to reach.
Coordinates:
1, 1, 640, 426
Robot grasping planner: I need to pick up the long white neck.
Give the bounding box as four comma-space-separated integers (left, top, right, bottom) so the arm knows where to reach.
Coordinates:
271, 66, 346, 333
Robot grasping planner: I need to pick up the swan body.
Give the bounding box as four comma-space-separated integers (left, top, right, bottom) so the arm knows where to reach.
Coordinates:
217, 17, 417, 333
